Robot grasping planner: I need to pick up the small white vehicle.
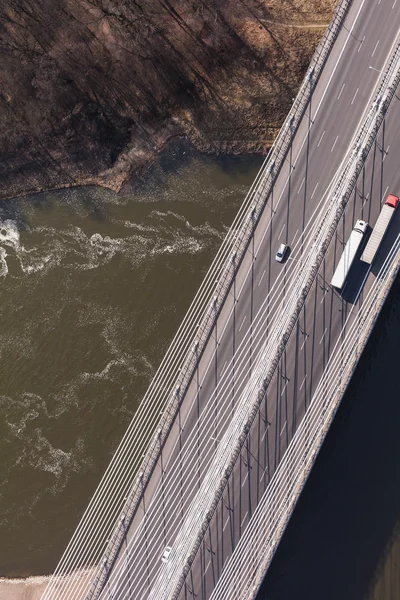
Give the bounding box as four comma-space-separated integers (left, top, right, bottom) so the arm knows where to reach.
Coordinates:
275, 243, 289, 263
161, 546, 172, 563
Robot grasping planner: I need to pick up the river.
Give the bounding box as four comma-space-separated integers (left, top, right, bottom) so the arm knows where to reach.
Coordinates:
0, 141, 262, 577
1, 141, 399, 598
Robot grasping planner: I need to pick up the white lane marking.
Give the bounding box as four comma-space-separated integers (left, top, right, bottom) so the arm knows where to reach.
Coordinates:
381, 185, 389, 203
292, 229, 299, 245
393, 0, 397, 8
221, 360, 228, 377
260, 470, 267, 483
223, 517, 230, 532
362, 198, 367, 209
297, 177, 305, 194
258, 269, 266, 286
319, 327, 328, 345
358, 35, 365, 52
299, 375, 307, 391
300, 336, 308, 351
331, 135, 339, 152
280, 421, 287, 437
261, 423, 270, 442
278, 224, 285, 238
320, 289, 329, 304
337, 83, 345, 100
351, 88, 359, 105
371, 40, 380, 58
369, 65, 381, 73
239, 315, 247, 332
205, 560, 211, 574
241, 472, 249, 487
311, 182, 319, 199
317, 130, 325, 147
383, 144, 390, 161
281, 380, 289, 396
241, 512, 248, 529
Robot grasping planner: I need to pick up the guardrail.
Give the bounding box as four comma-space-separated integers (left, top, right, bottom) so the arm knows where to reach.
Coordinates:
41, 2, 354, 598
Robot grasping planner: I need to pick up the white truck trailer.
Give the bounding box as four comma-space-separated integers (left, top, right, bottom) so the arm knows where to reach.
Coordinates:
331, 219, 368, 290
361, 194, 399, 264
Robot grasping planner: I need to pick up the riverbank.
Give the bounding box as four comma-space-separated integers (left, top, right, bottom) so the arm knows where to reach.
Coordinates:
0, 0, 335, 201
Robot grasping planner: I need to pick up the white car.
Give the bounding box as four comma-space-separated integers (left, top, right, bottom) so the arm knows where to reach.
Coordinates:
275, 243, 289, 263
161, 545, 172, 563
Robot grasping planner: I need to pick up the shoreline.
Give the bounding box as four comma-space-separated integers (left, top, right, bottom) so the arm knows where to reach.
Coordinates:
0, 132, 273, 203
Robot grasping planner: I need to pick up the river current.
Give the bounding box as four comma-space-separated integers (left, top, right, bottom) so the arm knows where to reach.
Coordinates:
0, 142, 261, 576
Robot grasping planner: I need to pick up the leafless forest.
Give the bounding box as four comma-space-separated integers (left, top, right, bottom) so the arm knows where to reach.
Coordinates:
0, 0, 336, 198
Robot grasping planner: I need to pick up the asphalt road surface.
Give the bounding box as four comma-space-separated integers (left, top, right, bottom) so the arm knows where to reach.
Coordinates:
98, 1, 400, 598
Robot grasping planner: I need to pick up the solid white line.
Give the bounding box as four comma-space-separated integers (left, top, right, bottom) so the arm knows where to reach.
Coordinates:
278, 224, 286, 239
239, 315, 246, 332
381, 185, 389, 203
299, 375, 307, 391
280, 421, 287, 437
241, 472, 249, 487
311, 182, 319, 199
221, 360, 228, 377
337, 83, 345, 100
371, 40, 380, 58
331, 135, 339, 152
319, 327, 328, 345
351, 88, 359, 105
258, 270, 266, 287
317, 130, 325, 147
241, 512, 248, 529
297, 178, 305, 194
358, 35, 365, 52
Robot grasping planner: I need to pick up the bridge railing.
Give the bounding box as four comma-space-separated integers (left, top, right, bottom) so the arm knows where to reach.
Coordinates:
41, 2, 354, 599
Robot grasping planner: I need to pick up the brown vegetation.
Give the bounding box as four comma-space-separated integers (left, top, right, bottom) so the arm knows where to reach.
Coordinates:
0, 0, 336, 199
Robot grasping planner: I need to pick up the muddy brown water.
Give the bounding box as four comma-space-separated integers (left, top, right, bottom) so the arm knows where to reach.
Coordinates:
0, 142, 262, 576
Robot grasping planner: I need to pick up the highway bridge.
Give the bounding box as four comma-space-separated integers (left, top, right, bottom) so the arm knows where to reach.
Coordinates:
41, 0, 400, 598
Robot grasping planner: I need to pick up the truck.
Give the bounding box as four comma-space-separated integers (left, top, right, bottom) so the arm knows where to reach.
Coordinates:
331, 219, 369, 290
360, 194, 399, 264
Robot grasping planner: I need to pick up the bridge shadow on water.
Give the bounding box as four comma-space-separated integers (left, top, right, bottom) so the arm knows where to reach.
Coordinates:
257, 274, 400, 600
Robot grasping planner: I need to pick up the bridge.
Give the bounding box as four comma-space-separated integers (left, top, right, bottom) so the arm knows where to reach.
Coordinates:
41, 0, 400, 598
